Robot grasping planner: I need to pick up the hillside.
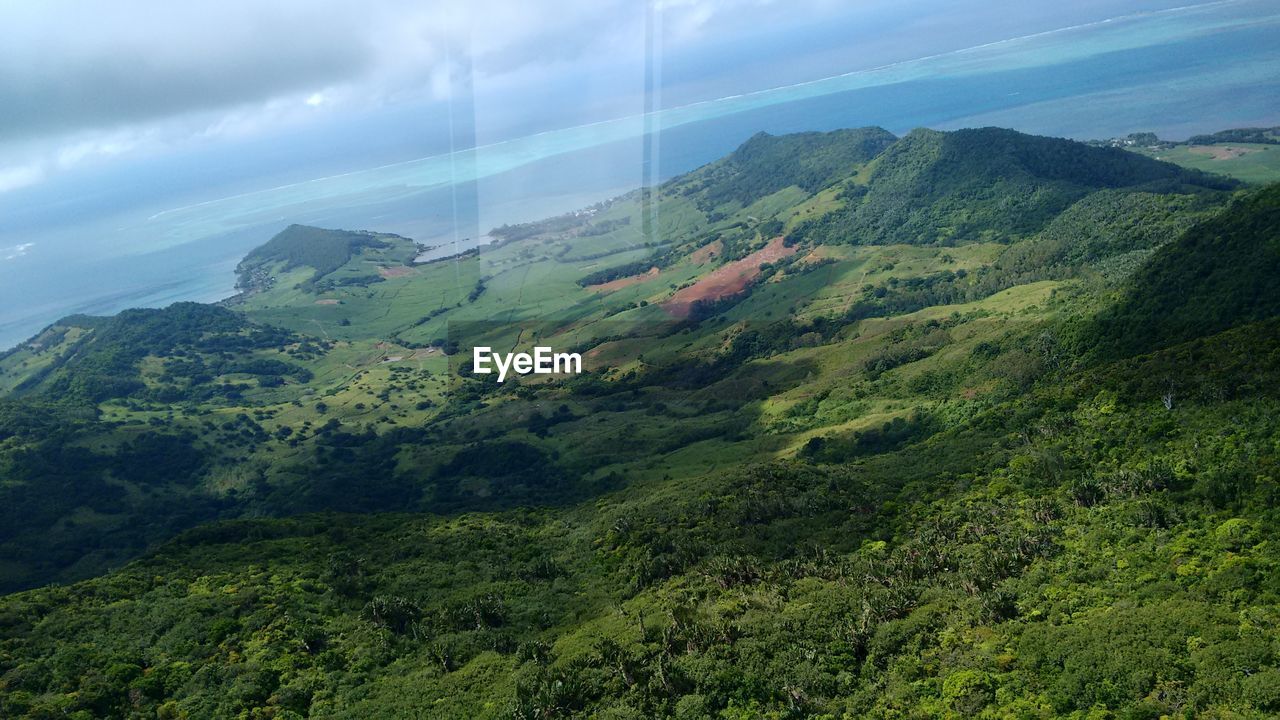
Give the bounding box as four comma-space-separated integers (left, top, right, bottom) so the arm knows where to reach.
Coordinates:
3, 315, 1278, 718
678, 127, 898, 211
0, 304, 323, 591
797, 127, 1237, 246
1, 127, 1278, 718
236, 225, 420, 293
1090, 183, 1280, 358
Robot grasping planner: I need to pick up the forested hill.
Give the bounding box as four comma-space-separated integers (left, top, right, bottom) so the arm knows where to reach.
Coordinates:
6, 304, 303, 403
1, 126, 1279, 718
797, 126, 1238, 245
1089, 183, 1280, 358
679, 126, 899, 210
235, 225, 419, 293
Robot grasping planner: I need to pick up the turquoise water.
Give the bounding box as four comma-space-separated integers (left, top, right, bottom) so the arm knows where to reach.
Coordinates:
1, 0, 1278, 349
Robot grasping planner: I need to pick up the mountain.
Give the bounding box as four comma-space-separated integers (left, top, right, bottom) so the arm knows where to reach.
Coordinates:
236, 225, 420, 293
1090, 183, 1280, 358
2, 127, 1279, 719
678, 126, 899, 211
798, 127, 1238, 245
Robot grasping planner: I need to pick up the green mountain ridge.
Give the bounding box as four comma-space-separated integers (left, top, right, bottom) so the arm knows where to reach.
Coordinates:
680, 127, 899, 211
1089, 183, 1280, 358
797, 127, 1237, 246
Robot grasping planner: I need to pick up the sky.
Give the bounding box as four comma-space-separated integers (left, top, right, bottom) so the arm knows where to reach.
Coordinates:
0, 0, 1200, 205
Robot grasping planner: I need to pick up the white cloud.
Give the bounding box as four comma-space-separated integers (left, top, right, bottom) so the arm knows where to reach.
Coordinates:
0, 0, 894, 193
1, 242, 35, 261
56, 133, 147, 169
0, 164, 43, 194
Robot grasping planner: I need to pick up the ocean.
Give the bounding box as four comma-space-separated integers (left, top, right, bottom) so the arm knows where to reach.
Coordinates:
1, 0, 1277, 349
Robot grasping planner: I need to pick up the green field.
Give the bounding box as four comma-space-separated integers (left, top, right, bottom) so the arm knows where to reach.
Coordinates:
1130, 142, 1280, 184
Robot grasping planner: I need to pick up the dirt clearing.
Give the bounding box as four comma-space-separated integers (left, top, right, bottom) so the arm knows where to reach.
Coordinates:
378, 266, 417, 279
1188, 145, 1261, 160
588, 266, 660, 293
690, 239, 724, 264
663, 236, 796, 318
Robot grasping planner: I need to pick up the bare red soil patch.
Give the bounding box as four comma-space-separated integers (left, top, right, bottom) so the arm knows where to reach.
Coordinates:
663, 236, 796, 318
690, 239, 723, 264
589, 266, 659, 293
378, 265, 416, 279
1188, 145, 1260, 160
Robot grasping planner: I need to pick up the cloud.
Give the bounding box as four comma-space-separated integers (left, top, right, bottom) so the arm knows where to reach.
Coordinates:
0, 0, 895, 193
1, 243, 35, 261
0, 165, 44, 194
0, 1, 373, 142
0, 1, 760, 143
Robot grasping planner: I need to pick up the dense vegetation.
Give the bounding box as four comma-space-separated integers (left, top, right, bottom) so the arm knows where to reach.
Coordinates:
797, 128, 1237, 246
2, 125, 1279, 718
681, 128, 898, 211
2, 318, 1278, 718
8, 304, 309, 403
1187, 126, 1280, 146
1089, 183, 1280, 358
577, 261, 655, 288
0, 397, 227, 593
237, 226, 415, 291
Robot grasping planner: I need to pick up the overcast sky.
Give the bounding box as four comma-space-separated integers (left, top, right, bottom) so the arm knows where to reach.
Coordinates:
0, 0, 1197, 197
